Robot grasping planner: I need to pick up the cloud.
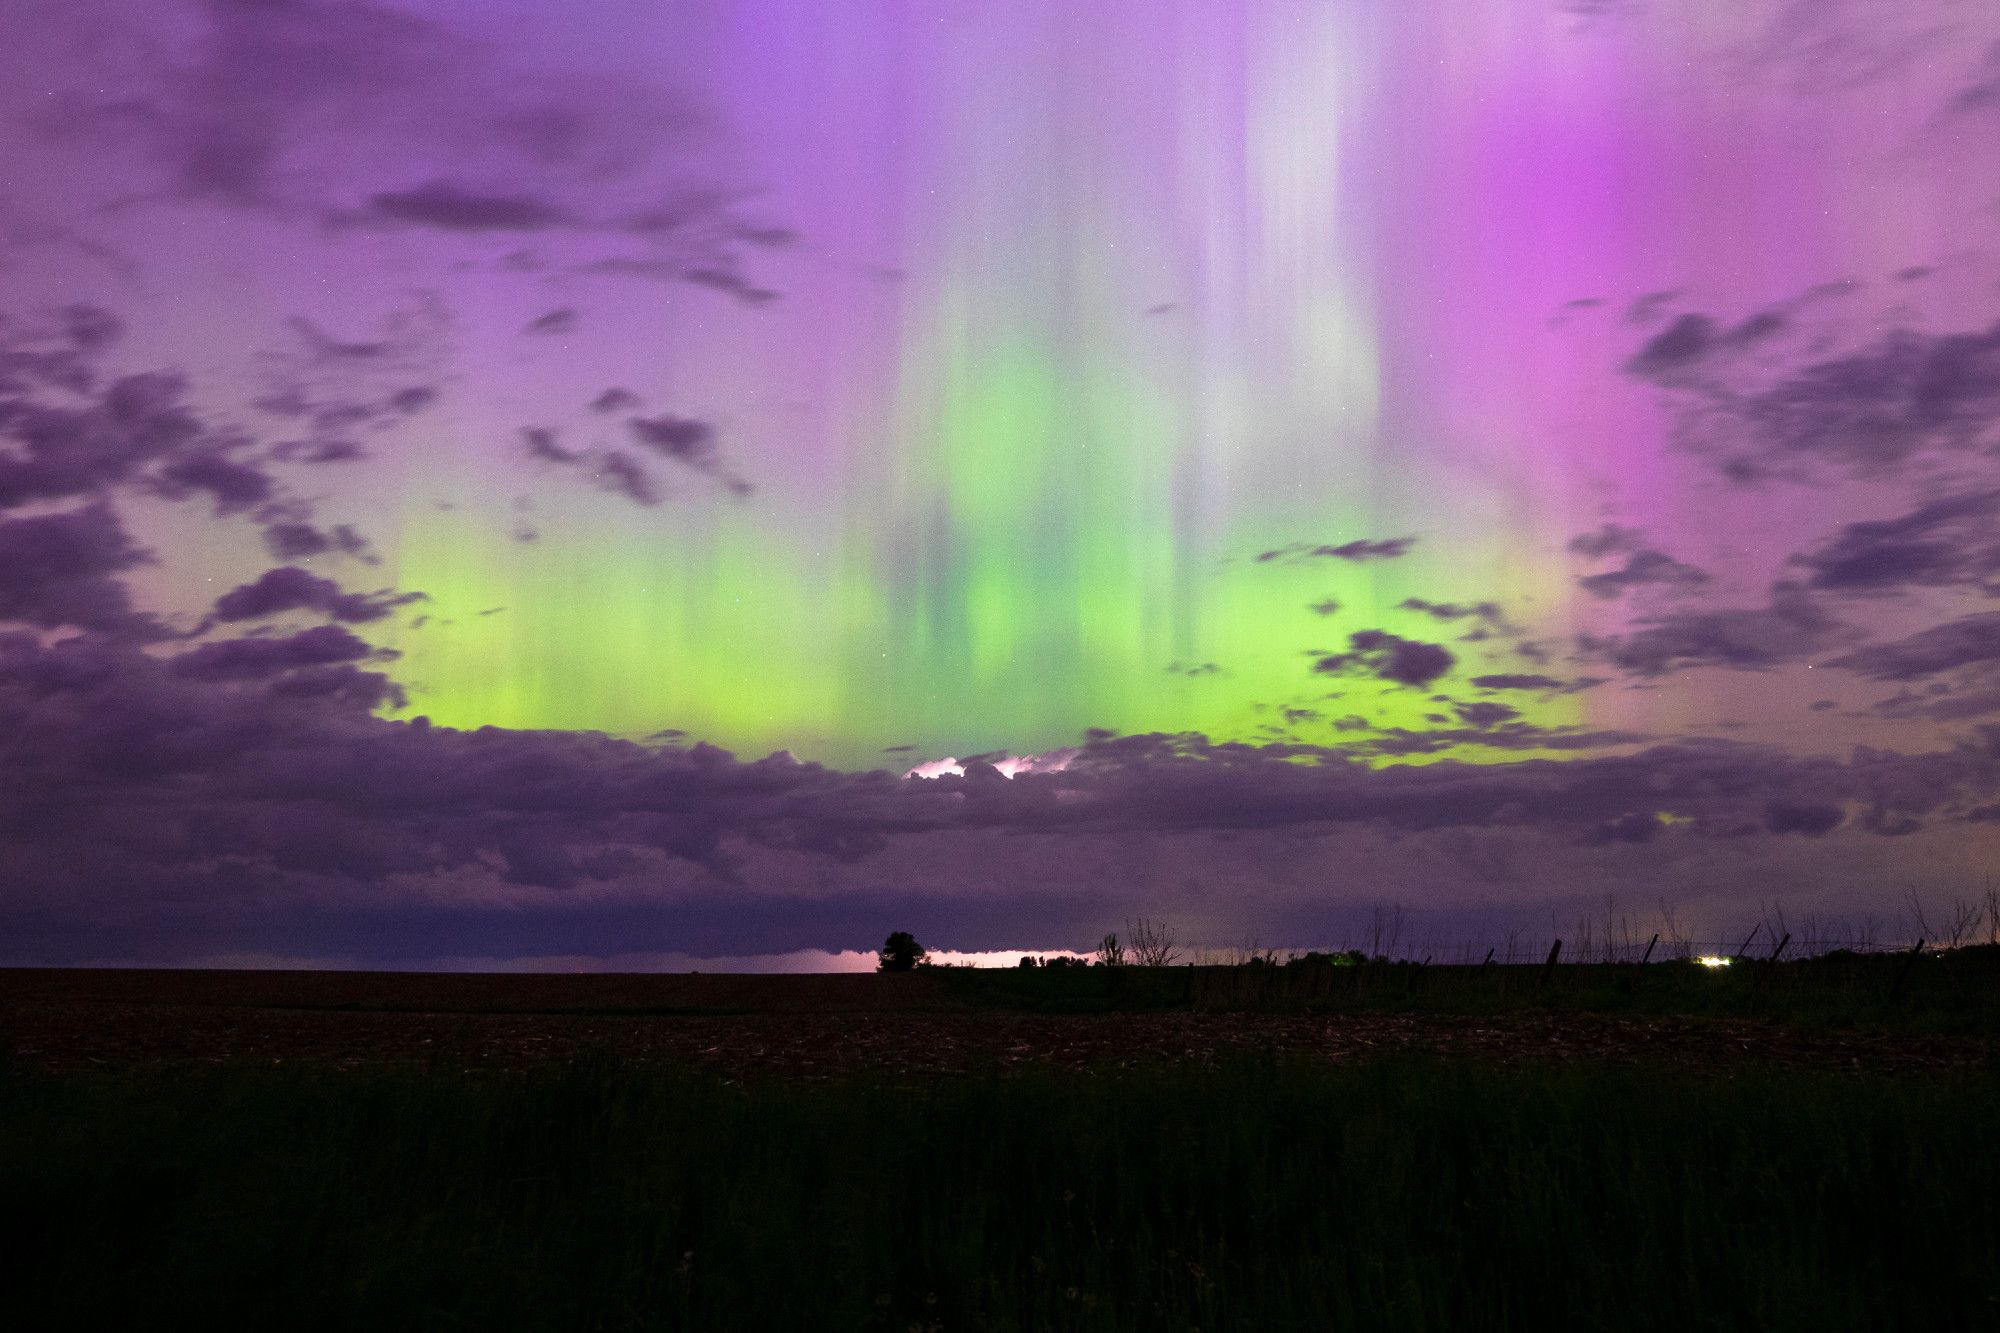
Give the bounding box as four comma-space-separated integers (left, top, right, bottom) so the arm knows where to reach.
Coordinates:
1255, 537, 1416, 564
168, 624, 389, 682
627, 413, 750, 494
594, 450, 661, 506
1566, 523, 1645, 558
629, 413, 717, 466
1824, 612, 2000, 680
591, 387, 641, 413
1453, 701, 1521, 728
1943, 40, 2000, 116
148, 450, 276, 515
1765, 800, 1844, 836
522, 427, 580, 465
525, 308, 577, 335
210, 567, 422, 626
1469, 673, 1566, 691
359, 182, 571, 232
35, 0, 781, 299
1314, 630, 1456, 688
1790, 490, 2000, 594
1577, 548, 1712, 599
0, 502, 155, 634
1589, 584, 1847, 676
262, 521, 376, 564
1397, 598, 1505, 625
3, 622, 1999, 962
1637, 305, 2000, 482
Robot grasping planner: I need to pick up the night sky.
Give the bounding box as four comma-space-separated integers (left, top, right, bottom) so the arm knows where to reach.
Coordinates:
4, 0, 2000, 968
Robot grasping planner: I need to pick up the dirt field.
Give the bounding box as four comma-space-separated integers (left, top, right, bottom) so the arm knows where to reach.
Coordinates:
2, 968, 1990, 1077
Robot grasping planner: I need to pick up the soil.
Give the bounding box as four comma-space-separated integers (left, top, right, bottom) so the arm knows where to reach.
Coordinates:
1, 969, 1990, 1078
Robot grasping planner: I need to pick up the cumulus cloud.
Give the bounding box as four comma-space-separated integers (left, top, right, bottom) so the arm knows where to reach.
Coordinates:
1824, 612, 2000, 680
594, 450, 661, 506
1577, 549, 1713, 599
1588, 584, 1847, 676
1566, 524, 1645, 558
1314, 630, 1456, 688
1790, 490, 2000, 594
0, 502, 155, 635
1255, 537, 1416, 564
209, 566, 423, 626
1, 621, 1998, 962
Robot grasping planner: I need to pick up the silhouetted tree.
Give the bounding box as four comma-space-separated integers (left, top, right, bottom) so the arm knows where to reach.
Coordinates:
1096, 933, 1126, 967
878, 931, 927, 973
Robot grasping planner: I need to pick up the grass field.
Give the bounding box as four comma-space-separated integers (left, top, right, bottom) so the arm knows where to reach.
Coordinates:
3, 958, 1996, 1328
4, 1054, 1998, 1330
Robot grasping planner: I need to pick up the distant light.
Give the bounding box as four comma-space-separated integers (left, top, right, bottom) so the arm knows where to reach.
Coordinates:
1695, 955, 1732, 969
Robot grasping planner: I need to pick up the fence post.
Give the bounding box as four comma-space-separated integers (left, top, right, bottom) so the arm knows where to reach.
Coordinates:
1638, 934, 1658, 967
1540, 939, 1562, 988
1732, 924, 1761, 963
1755, 933, 1791, 994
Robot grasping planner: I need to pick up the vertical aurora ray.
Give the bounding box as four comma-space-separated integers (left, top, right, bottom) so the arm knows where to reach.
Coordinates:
372, 0, 1973, 766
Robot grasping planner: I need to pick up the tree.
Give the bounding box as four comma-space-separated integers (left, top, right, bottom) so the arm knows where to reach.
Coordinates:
1126, 917, 1179, 967
877, 931, 927, 973
1096, 932, 1126, 967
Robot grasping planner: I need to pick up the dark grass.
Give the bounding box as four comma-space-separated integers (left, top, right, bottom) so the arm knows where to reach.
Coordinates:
941, 945, 2000, 1037
4, 1055, 1997, 1330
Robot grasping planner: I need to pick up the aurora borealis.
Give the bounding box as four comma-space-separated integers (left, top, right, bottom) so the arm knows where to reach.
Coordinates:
4, 0, 2000, 966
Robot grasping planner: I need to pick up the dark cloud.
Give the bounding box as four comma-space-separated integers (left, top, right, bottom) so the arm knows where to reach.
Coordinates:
522, 427, 580, 465
591, 387, 641, 413
1469, 673, 1565, 691
1589, 584, 1846, 676
168, 625, 389, 682
1397, 598, 1505, 624
1740, 320, 2000, 475
629, 414, 717, 465
1790, 490, 2000, 594
1, 324, 217, 509
1453, 701, 1521, 728
148, 450, 276, 516
2, 621, 1999, 962
1645, 312, 2000, 482
1765, 800, 1844, 837
1165, 662, 1222, 677
1944, 40, 2000, 116
626, 413, 749, 495
262, 521, 376, 564
525, 308, 577, 335
1625, 313, 1717, 379
0, 502, 154, 634
271, 438, 367, 464
678, 267, 780, 306
1567, 523, 1645, 558
210, 567, 423, 626
594, 450, 662, 506
1625, 290, 1678, 325
1577, 548, 1712, 599
361, 182, 571, 232
1314, 630, 1456, 688
1824, 612, 2000, 681
1255, 537, 1416, 564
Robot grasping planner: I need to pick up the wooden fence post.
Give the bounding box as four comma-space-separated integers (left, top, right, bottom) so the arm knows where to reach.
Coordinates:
1540, 939, 1562, 988
1755, 933, 1791, 993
